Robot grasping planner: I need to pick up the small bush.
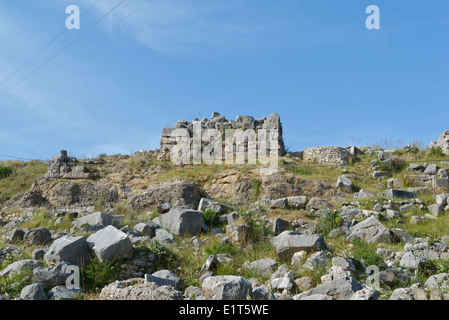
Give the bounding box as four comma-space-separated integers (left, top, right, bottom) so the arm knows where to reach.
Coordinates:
80, 258, 123, 293
203, 208, 220, 229
0, 267, 34, 298
0, 165, 13, 179
317, 212, 343, 237
252, 179, 261, 201
204, 239, 237, 257
240, 210, 269, 242
427, 146, 445, 158
352, 240, 385, 268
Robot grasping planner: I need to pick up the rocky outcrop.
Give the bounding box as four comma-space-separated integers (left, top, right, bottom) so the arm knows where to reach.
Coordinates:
125, 179, 203, 210
31, 177, 119, 208
99, 278, 184, 300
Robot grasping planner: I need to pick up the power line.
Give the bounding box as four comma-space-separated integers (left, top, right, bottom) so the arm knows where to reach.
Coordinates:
0, 0, 127, 97
0, 154, 42, 161
27, 0, 188, 105
14, 0, 153, 98
0, 0, 101, 88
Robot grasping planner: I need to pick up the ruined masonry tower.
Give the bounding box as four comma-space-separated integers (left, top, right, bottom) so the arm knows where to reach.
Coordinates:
159, 112, 286, 158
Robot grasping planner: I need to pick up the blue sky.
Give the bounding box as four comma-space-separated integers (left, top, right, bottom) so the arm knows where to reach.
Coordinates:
0, 0, 448, 160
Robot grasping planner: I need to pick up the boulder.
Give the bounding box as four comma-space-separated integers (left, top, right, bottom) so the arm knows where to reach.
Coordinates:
273, 217, 290, 235
301, 251, 329, 271
87, 225, 133, 262
270, 198, 288, 209
0, 259, 43, 278
293, 276, 365, 300
20, 283, 48, 300
1, 191, 46, 210
152, 229, 175, 244
202, 275, 252, 300
391, 228, 415, 243
23, 228, 53, 246
32, 262, 74, 287
100, 278, 184, 300
346, 216, 394, 244
428, 203, 444, 216
47, 285, 82, 300
354, 188, 375, 199
6, 228, 25, 243
198, 197, 232, 213
158, 206, 204, 236
306, 197, 331, 211
424, 273, 449, 290
385, 189, 415, 200
157, 203, 172, 213
336, 176, 353, 192
44, 235, 91, 266
134, 222, 156, 237
144, 270, 183, 291
373, 171, 392, 179
400, 252, 427, 269
272, 231, 326, 261
73, 211, 120, 230
286, 196, 307, 209
389, 288, 414, 300
246, 258, 278, 277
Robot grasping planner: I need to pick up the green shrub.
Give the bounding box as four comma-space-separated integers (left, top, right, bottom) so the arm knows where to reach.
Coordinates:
240, 210, 269, 242
0, 165, 13, 179
203, 208, 220, 229
0, 267, 34, 298
80, 258, 123, 293
428, 146, 445, 158
204, 239, 237, 257
252, 179, 261, 201
317, 211, 343, 237
352, 240, 385, 268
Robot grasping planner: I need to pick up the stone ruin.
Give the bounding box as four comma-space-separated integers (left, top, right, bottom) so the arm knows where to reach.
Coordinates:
429, 130, 449, 155
159, 112, 286, 159
302, 146, 351, 166
45, 150, 91, 179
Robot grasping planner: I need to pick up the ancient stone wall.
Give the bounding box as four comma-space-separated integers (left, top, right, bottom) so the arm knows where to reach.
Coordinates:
159, 112, 286, 159
303, 146, 350, 166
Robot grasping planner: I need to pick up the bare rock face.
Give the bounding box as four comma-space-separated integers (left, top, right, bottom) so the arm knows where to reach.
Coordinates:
303, 146, 350, 166
125, 178, 203, 210
1, 191, 46, 210
203, 171, 257, 204
31, 178, 119, 208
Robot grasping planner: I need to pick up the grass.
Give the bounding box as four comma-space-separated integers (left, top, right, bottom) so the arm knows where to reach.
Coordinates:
0, 165, 13, 179
2, 147, 449, 300
0, 160, 47, 204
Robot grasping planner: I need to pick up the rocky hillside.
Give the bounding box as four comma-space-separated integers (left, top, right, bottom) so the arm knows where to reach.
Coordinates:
1, 132, 449, 301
